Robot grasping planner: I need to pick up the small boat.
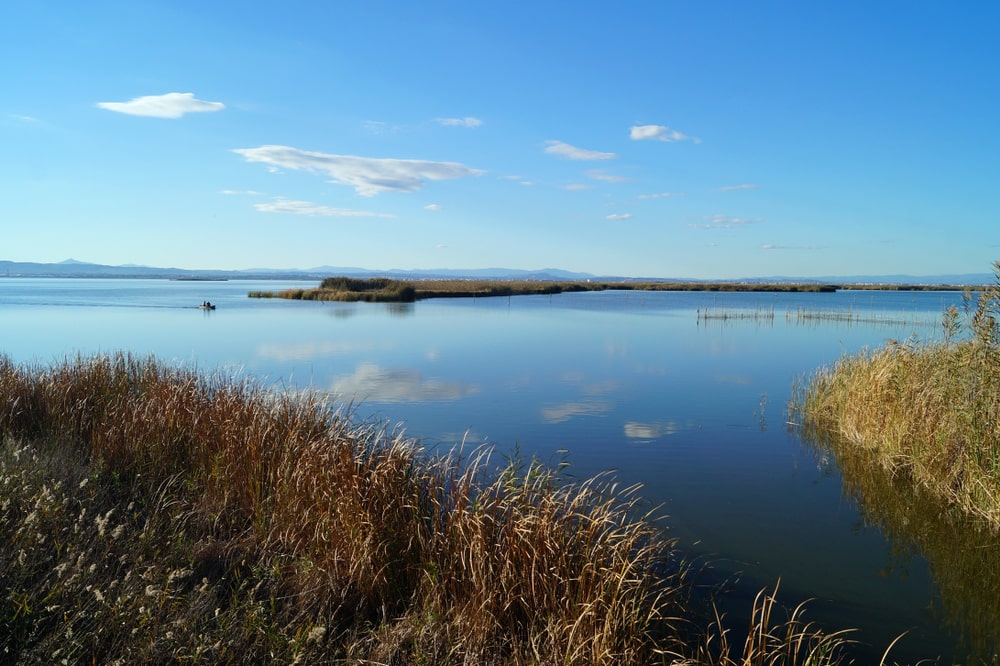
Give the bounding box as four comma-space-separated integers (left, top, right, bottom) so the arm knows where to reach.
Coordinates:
198, 303, 216, 310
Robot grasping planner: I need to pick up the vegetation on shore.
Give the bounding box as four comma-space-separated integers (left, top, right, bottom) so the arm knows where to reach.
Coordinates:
248, 276, 846, 302
794, 262, 1000, 530
248, 275, 989, 304
0, 353, 882, 664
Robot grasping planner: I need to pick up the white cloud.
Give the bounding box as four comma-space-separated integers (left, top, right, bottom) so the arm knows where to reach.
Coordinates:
218, 189, 263, 196
544, 140, 617, 160
606, 213, 633, 221
563, 183, 591, 191
424, 204, 443, 211
586, 169, 629, 183
96, 92, 224, 118
331, 363, 478, 402
435, 116, 483, 128
233, 145, 484, 197
499, 175, 534, 186
9, 114, 39, 123
689, 215, 761, 230
720, 184, 758, 191
638, 192, 683, 199
253, 198, 396, 218
630, 124, 700, 144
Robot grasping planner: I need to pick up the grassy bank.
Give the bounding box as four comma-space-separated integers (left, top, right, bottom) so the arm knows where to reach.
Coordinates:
794, 263, 1000, 529
248, 277, 843, 302
0, 353, 875, 664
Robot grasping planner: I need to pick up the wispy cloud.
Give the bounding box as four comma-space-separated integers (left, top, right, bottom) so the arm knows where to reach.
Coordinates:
638, 192, 683, 199
760, 243, 821, 250
9, 114, 39, 123
331, 363, 478, 402
363, 120, 399, 134
96, 92, 224, 118
435, 116, 483, 128
253, 198, 396, 218
563, 183, 591, 191
720, 184, 758, 191
218, 189, 263, 196
544, 140, 617, 160
630, 124, 700, 144
606, 213, 633, 221
689, 215, 761, 230
233, 145, 484, 197
424, 204, 443, 211
499, 175, 534, 186
586, 169, 629, 183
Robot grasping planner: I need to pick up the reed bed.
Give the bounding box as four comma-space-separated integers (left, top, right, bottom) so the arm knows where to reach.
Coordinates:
249, 277, 844, 303
794, 264, 1000, 531
0, 353, 887, 663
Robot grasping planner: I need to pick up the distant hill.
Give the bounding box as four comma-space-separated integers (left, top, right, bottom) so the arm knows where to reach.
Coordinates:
0, 259, 993, 286
0, 260, 597, 282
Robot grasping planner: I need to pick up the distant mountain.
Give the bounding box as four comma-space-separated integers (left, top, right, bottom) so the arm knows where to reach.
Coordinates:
0, 260, 302, 280
0, 260, 595, 282
733, 273, 995, 286
0, 259, 993, 286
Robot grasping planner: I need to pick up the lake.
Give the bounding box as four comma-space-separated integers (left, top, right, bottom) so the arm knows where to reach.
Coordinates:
0, 277, 992, 662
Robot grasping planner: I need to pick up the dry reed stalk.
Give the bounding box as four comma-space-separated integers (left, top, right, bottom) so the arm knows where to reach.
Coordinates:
1, 351, 890, 664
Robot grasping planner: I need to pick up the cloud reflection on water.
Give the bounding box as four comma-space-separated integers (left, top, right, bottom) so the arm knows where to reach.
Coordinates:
541, 400, 613, 424
624, 420, 681, 440
331, 363, 479, 403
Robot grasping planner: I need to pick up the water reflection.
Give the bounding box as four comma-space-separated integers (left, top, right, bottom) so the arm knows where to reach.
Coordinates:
256, 341, 376, 361
540, 400, 613, 424
331, 363, 479, 403
802, 427, 1000, 660
385, 302, 415, 316
623, 420, 682, 440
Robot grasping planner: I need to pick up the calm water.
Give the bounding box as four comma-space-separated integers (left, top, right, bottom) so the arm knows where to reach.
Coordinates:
0, 278, 991, 662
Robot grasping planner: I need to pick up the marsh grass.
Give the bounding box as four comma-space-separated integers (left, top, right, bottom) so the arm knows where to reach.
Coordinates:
250, 277, 417, 302
249, 277, 844, 303
0, 353, 887, 663
794, 262, 1000, 530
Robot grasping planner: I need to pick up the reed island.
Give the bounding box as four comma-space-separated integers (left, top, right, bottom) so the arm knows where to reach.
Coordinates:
247, 276, 843, 303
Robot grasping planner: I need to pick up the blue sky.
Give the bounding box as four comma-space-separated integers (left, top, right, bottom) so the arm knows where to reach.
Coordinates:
3, 1, 998, 278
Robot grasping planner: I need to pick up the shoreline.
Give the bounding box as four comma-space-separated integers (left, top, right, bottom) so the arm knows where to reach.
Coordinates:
248, 276, 981, 303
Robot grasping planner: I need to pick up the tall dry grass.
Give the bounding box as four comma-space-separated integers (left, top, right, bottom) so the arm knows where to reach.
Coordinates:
0, 352, 691, 663
794, 262, 1000, 529
0, 352, 890, 663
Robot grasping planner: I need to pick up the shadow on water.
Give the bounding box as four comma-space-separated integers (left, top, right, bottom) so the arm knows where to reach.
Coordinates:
800, 425, 1000, 663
